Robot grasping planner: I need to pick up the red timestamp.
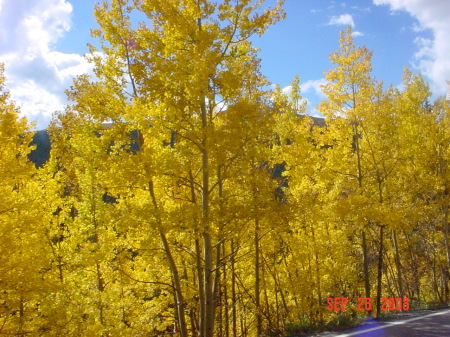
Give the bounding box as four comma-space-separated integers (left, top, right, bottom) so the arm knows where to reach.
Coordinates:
326, 297, 410, 311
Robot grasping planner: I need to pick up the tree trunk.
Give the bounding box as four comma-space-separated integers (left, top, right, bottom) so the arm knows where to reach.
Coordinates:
231, 239, 237, 337
223, 241, 229, 337
149, 181, 188, 337
196, 238, 206, 337
201, 96, 215, 337
203, 233, 214, 337
311, 227, 323, 322
255, 219, 262, 337
96, 263, 105, 325
392, 230, 404, 300
212, 241, 221, 335
443, 205, 450, 302
362, 230, 371, 317
159, 231, 189, 337
376, 225, 384, 318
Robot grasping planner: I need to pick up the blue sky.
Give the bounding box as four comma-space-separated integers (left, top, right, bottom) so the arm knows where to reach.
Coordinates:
0, 0, 449, 129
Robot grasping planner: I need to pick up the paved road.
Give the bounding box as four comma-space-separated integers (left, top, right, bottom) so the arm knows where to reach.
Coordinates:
309, 309, 450, 337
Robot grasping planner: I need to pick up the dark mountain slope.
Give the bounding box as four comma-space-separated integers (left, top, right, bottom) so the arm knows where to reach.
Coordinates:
28, 130, 51, 168
26, 116, 325, 167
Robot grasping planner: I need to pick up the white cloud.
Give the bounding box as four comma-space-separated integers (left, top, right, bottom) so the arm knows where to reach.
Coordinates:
352, 31, 364, 38
373, 0, 450, 96
302, 78, 327, 98
278, 85, 309, 111
351, 6, 371, 13
281, 78, 327, 98
447, 81, 450, 100
0, 0, 93, 128
327, 14, 355, 28
282, 85, 292, 94
12, 80, 64, 116
412, 23, 424, 32
280, 79, 327, 118
307, 107, 323, 119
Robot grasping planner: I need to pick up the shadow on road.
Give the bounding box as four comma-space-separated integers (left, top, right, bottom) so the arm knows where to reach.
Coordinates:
304, 307, 450, 337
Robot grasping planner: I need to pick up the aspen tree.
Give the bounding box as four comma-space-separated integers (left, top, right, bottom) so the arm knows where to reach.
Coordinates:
391, 69, 433, 301
51, 78, 180, 335
0, 64, 53, 334
318, 27, 398, 317
319, 27, 374, 315
429, 94, 450, 302
60, 1, 285, 336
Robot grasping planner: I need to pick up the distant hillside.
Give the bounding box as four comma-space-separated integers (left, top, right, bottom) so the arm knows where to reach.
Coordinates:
28, 130, 50, 168
311, 116, 325, 127
27, 116, 325, 167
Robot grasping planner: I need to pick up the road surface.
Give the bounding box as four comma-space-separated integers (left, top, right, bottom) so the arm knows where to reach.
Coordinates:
308, 308, 450, 337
